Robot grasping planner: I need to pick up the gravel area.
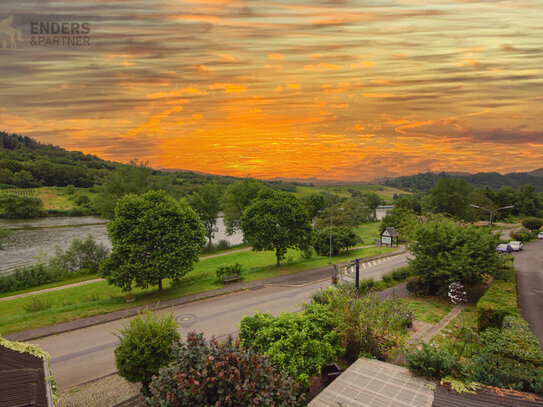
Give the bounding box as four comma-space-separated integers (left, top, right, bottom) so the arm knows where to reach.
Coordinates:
57, 374, 140, 407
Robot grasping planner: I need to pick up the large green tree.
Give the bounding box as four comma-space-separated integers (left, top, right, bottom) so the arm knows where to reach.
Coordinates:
222, 178, 267, 235
408, 218, 501, 296
241, 190, 312, 266
424, 178, 474, 220
364, 192, 385, 221
188, 183, 224, 248
100, 190, 206, 292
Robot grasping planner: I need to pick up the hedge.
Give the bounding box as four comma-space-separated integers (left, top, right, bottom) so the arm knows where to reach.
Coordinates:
476, 272, 520, 332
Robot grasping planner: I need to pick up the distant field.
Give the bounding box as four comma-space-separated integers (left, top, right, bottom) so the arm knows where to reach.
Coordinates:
0, 187, 89, 210
294, 184, 409, 203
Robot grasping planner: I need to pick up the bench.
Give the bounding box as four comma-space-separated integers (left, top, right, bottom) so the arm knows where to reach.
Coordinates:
223, 274, 240, 283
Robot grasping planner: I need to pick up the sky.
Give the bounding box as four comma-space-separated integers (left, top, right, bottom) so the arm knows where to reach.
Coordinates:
0, 0, 542, 182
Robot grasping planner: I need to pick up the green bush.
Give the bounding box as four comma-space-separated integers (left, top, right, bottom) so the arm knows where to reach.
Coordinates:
391, 265, 412, 281
114, 309, 180, 395
49, 235, 109, 274
510, 229, 536, 243
239, 306, 342, 387
480, 316, 543, 366
358, 277, 375, 294
147, 332, 304, 406
0, 193, 44, 218
471, 353, 543, 394
521, 217, 542, 232
406, 344, 458, 379
476, 277, 519, 331
0, 263, 64, 294
215, 262, 243, 281
381, 272, 394, 284
216, 239, 230, 250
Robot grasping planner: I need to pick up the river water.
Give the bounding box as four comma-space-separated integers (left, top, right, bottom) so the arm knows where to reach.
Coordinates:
0, 216, 243, 275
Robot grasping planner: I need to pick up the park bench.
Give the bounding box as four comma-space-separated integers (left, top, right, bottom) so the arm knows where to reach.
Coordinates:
223, 274, 240, 283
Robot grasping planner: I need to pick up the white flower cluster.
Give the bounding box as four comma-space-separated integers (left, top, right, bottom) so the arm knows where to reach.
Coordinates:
448, 281, 468, 305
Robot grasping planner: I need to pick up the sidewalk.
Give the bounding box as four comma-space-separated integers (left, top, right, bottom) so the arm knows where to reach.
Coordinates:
5, 248, 406, 342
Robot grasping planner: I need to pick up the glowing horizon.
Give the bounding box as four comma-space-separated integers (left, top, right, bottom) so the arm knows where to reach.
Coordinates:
1, 0, 542, 182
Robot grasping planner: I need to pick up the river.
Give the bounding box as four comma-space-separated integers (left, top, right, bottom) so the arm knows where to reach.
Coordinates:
0, 216, 244, 274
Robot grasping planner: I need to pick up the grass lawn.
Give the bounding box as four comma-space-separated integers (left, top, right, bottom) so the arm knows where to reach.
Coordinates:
431, 304, 478, 347
353, 222, 381, 244
0, 246, 394, 335
401, 296, 453, 324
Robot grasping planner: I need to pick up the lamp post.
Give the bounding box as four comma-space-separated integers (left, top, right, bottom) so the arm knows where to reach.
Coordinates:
470, 204, 514, 228
329, 207, 344, 264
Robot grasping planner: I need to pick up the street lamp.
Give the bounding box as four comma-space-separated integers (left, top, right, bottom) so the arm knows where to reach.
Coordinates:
470, 204, 514, 228
329, 207, 344, 264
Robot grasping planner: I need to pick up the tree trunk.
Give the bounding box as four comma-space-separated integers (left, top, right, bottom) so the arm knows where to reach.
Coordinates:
208, 232, 213, 249
158, 279, 163, 292
276, 248, 281, 267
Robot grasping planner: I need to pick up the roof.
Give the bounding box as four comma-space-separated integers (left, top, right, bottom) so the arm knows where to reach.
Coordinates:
433, 383, 543, 407
309, 358, 434, 407
0, 343, 50, 407
381, 227, 399, 237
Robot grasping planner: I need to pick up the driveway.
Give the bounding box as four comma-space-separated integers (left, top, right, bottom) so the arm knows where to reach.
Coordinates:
513, 239, 543, 349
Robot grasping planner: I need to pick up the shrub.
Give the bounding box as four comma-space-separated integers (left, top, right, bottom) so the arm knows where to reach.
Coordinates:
476, 278, 519, 331
522, 217, 542, 232
391, 265, 412, 281
146, 332, 304, 406
114, 309, 180, 395
0, 263, 64, 294
23, 297, 53, 313
0, 193, 44, 218
471, 353, 543, 394
406, 275, 426, 295
216, 239, 230, 250
406, 344, 458, 379
50, 235, 109, 274
239, 307, 342, 387
480, 316, 543, 366
510, 229, 535, 242
215, 262, 243, 281
381, 271, 394, 285
358, 277, 375, 294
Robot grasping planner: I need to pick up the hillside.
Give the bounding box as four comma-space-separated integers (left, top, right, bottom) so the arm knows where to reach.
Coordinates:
383, 170, 543, 193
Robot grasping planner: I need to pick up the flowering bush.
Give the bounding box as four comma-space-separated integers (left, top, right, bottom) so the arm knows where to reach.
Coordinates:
146, 332, 304, 406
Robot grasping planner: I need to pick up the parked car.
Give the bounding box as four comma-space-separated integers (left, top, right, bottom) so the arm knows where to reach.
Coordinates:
538, 232, 543, 239
496, 243, 513, 254
509, 241, 524, 251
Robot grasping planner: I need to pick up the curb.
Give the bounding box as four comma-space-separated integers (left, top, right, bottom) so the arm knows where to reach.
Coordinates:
5, 249, 407, 342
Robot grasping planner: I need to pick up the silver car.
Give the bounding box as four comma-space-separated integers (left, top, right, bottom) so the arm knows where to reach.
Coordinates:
509, 241, 524, 251
538, 232, 543, 239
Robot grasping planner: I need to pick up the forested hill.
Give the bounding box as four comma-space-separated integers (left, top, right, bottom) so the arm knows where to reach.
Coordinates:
383, 170, 543, 193
0, 131, 119, 187
0, 131, 304, 192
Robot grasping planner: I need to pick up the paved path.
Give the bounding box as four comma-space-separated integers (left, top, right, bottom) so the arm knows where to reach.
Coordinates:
513, 238, 543, 349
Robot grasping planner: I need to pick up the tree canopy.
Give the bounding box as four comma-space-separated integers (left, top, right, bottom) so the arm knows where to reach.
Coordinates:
408, 218, 502, 296
241, 189, 312, 266
188, 183, 225, 247
222, 178, 267, 235
0, 193, 44, 219
100, 190, 206, 292
424, 178, 474, 220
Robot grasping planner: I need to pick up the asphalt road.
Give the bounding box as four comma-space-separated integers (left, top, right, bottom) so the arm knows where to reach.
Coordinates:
31, 253, 408, 391
514, 238, 543, 349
